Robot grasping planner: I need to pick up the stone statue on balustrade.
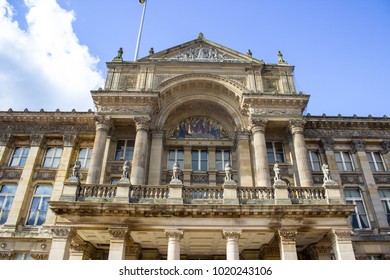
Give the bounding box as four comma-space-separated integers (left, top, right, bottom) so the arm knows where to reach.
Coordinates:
66, 160, 81, 183
273, 161, 287, 187
119, 160, 131, 183
170, 161, 182, 184
321, 163, 338, 187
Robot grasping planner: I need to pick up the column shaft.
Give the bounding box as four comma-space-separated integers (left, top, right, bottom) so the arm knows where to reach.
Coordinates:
131, 118, 149, 185
148, 130, 164, 185
48, 227, 76, 260
108, 228, 129, 260
223, 231, 241, 260
290, 121, 313, 187
165, 230, 183, 260
251, 120, 270, 187
236, 131, 254, 186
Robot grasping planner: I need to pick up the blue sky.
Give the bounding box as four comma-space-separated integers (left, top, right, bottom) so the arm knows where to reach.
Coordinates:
1, 0, 389, 116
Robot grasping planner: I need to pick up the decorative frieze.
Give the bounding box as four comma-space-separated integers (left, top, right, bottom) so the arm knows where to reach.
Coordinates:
249, 108, 301, 117
97, 105, 153, 114
304, 129, 390, 138
374, 175, 390, 184
0, 124, 95, 134
34, 170, 57, 180
0, 170, 22, 179
63, 134, 78, 147
30, 252, 49, 260
191, 174, 209, 183
340, 173, 364, 185
118, 74, 138, 90
51, 227, 76, 240
108, 227, 129, 240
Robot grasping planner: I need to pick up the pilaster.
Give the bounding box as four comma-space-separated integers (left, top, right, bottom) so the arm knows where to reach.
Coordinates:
320, 138, 341, 184
278, 229, 298, 260
48, 227, 76, 260
236, 129, 254, 186
148, 128, 164, 185
328, 229, 355, 260
108, 227, 130, 260
0, 134, 14, 165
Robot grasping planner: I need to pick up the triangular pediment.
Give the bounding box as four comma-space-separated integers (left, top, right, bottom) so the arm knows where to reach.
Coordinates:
138, 34, 264, 64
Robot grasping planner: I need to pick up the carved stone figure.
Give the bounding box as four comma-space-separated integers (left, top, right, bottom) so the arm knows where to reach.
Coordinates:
172, 161, 181, 181
113, 47, 123, 61
72, 160, 81, 179
273, 161, 281, 181
277, 50, 287, 64
322, 163, 331, 182
121, 160, 130, 180
225, 161, 233, 182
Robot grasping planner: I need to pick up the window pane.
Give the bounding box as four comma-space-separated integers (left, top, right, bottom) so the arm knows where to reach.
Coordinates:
115, 140, 125, 160
200, 160, 208, 171
379, 189, 390, 198
216, 151, 222, 161
266, 142, 275, 163
344, 189, 361, 198
26, 211, 37, 226
52, 158, 60, 168
4, 196, 14, 210
40, 197, 50, 211
36, 211, 47, 226
13, 147, 22, 157
55, 148, 63, 157
1, 185, 17, 194
22, 147, 30, 156
176, 150, 184, 160
78, 148, 87, 158
19, 157, 27, 167
0, 197, 4, 209
46, 148, 54, 157
201, 150, 208, 160
35, 186, 52, 195
0, 211, 8, 224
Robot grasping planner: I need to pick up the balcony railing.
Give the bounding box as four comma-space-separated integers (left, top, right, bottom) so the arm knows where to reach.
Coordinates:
238, 187, 274, 204
183, 186, 223, 204
288, 186, 327, 204
129, 185, 169, 203
77, 184, 117, 201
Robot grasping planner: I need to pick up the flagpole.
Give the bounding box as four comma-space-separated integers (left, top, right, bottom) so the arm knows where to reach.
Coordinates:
134, 0, 147, 61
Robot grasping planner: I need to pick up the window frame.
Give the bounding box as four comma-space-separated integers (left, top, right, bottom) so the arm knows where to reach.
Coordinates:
308, 150, 322, 171
367, 151, 387, 172
167, 149, 184, 170
191, 149, 208, 171
9, 146, 30, 167
26, 185, 53, 226
77, 147, 93, 168
0, 184, 18, 225
216, 149, 231, 171
378, 188, 390, 226
115, 140, 135, 161
42, 147, 63, 168
335, 151, 355, 172
266, 141, 285, 164
344, 188, 371, 230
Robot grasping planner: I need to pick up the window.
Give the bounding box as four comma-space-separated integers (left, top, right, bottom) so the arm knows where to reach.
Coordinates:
344, 188, 370, 229
367, 152, 387, 172
26, 185, 52, 226
378, 189, 390, 226
335, 151, 355, 171
192, 150, 208, 171
308, 151, 321, 171
78, 148, 93, 168
42, 147, 62, 168
0, 184, 17, 225
167, 149, 184, 170
266, 142, 285, 163
115, 140, 134, 161
216, 150, 231, 171
12, 253, 32, 260
9, 147, 30, 167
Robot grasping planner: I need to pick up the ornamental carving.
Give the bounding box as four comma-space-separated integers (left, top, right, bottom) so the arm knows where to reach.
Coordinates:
0, 134, 13, 147
30, 134, 45, 147
118, 74, 138, 90
171, 116, 229, 140
222, 231, 241, 241
381, 141, 390, 154
250, 118, 268, 133
350, 140, 366, 153
320, 138, 335, 151
94, 115, 112, 131
340, 174, 364, 185
374, 175, 390, 184
331, 229, 352, 242
97, 105, 153, 114
249, 108, 301, 117
191, 174, 209, 183
304, 129, 390, 138
108, 228, 129, 239
263, 78, 279, 92
165, 230, 184, 240
0, 170, 22, 179
134, 117, 150, 131
34, 170, 57, 180
51, 227, 76, 240
278, 229, 297, 243
167, 45, 242, 63
63, 134, 78, 147
0, 124, 96, 134
30, 253, 49, 260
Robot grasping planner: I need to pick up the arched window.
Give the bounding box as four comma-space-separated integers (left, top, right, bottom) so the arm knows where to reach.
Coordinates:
26, 185, 52, 226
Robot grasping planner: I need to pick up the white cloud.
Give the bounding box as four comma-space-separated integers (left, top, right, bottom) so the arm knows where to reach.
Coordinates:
0, 0, 104, 111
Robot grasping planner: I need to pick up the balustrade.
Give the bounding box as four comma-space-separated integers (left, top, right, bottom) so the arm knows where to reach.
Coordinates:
77, 184, 117, 201
238, 187, 274, 204
288, 186, 327, 204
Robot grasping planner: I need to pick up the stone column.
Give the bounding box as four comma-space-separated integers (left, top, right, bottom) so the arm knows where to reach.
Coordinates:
4, 135, 45, 230
278, 229, 298, 260
46, 134, 77, 225
108, 227, 129, 260
99, 136, 112, 184
87, 116, 111, 184
223, 230, 241, 260
328, 229, 355, 260
0, 134, 13, 165
165, 229, 183, 260
290, 120, 313, 187
351, 140, 386, 229
48, 227, 76, 260
69, 242, 95, 260
251, 119, 271, 187
236, 129, 254, 186
148, 129, 164, 185
130, 117, 150, 185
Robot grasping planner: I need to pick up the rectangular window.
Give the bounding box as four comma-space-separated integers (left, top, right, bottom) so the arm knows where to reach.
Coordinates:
26, 185, 52, 226
115, 140, 134, 161
266, 142, 285, 163
335, 151, 355, 171
367, 152, 387, 172
192, 150, 208, 171
42, 147, 62, 168
78, 148, 93, 168
167, 149, 184, 170
378, 189, 390, 226
308, 151, 321, 171
344, 188, 370, 229
216, 150, 231, 171
0, 184, 17, 225
12, 253, 32, 260
9, 147, 30, 167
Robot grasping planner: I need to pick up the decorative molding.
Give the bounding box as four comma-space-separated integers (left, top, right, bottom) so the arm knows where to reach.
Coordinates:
263, 78, 279, 92
134, 117, 150, 131
0, 134, 14, 147
0, 170, 22, 179
278, 229, 297, 243
381, 141, 390, 154
30, 134, 45, 147
304, 129, 390, 138
34, 170, 57, 180
97, 105, 153, 114
374, 175, 390, 184
330, 229, 352, 242
166, 44, 243, 63
191, 174, 209, 183
108, 227, 129, 240
250, 108, 301, 117
222, 230, 241, 241
118, 74, 138, 90
51, 227, 76, 240
350, 140, 366, 153
30, 252, 49, 260
63, 134, 78, 147
320, 138, 335, 152
340, 173, 364, 185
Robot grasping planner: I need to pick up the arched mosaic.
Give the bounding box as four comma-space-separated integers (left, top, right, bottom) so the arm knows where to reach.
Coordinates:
171, 116, 229, 139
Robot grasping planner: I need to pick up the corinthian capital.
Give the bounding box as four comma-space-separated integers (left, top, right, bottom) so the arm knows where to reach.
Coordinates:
165, 229, 184, 240
94, 115, 112, 131
289, 119, 306, 135
350, 140, 366, 153
250, 117, 268, 133
278, 229, 297, 244
51, 227, 76, 240
134, 117, 150, 131
222, 230, 241, 241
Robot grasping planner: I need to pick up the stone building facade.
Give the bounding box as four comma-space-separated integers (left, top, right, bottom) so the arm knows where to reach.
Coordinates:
0, 35, 389, 260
